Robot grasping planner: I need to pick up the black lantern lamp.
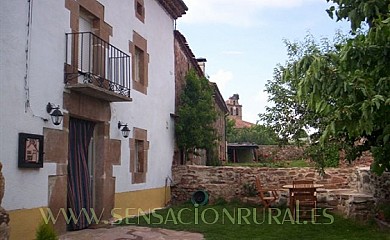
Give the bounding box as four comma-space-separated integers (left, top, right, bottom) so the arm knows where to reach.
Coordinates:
46, 103, 63, 126
118, 121, 131, 138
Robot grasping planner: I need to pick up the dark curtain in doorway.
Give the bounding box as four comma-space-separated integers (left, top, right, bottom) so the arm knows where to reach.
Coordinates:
67, 118, 95, 230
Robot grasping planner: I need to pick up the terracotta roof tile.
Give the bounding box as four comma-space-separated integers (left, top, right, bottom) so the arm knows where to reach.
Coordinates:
234, 119, 255, 129
157, 0, 188, 19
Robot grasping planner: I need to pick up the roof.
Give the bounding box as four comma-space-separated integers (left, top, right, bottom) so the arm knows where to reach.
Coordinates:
174, 30, 204, 77
157, 0, 188, 20
234, 119, 255, 129
228, 143, 259, 149
210, 82, 229, 113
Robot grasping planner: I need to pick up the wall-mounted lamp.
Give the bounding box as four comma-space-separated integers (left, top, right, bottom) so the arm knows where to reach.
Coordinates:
118, 121, 130, 138
46, 103, 63, 126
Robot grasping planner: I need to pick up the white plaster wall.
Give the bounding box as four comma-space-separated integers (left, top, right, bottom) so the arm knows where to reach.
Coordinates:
108, 0, 176, 192
0, 0, 69, 210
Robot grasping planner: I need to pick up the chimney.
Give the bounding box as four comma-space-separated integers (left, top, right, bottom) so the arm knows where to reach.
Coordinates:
196, 58, 207, 74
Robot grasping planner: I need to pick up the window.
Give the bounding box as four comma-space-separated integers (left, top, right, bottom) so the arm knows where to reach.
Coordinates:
135, 140, 144, 173
130, 31, 148, 94
130, 127, 148, 184
135, 0, 145, 23
134, 46, 144, 84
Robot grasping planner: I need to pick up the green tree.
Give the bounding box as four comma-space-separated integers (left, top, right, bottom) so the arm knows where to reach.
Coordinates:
288, 0, 390, 174
260, 34, 339, 145
227, 121, 279, 145
226, 118, 237, 142
175, 69, 217, 163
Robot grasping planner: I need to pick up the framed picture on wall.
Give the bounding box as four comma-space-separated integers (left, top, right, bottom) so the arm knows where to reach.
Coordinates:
18, 133, 44, 168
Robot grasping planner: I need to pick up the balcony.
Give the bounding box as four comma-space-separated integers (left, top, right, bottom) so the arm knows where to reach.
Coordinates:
65, 32, 132, 102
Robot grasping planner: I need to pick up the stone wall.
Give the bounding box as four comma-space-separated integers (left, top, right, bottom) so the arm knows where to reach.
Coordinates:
355, 167, 390, 200
0, 163, 10, 240
257, 145, 306, 161
256, 145, 373, 168
171, 165, 390, 222
323, 190, 375, 221
339, 151, 373, 167
171, 165, 356, 204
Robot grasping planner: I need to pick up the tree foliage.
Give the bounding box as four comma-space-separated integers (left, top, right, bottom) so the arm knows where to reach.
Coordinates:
305, 142, 340, 171
175, 69, 217, 159
259, 33, 344, 145
262, 0, 390, 174
307, 0, 389, 174
227, 120, 279, 145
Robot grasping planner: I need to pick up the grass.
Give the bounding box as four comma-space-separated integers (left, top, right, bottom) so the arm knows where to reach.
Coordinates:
227, 159, 313, 168
119, 202, 390, 240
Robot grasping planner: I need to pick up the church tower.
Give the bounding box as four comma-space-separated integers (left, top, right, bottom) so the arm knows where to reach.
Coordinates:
225, 94, 242, 120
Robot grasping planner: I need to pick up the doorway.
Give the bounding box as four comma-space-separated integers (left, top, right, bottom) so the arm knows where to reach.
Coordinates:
78, 10, 93, 73
67, 117, 96, 230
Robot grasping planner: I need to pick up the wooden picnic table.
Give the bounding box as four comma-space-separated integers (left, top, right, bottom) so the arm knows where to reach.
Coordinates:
282, 184, 325, 207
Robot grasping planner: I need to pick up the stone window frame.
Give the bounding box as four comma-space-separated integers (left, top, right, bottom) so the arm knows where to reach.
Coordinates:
135, 0, 145, 23
129, 31, 149, 95
130, 127, 149, 184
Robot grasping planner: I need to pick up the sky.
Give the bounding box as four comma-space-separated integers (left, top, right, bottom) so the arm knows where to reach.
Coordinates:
176, 0, 351, 124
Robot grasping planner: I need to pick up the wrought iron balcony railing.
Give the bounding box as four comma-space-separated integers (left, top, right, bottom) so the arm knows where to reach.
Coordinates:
65, 32, 131, 99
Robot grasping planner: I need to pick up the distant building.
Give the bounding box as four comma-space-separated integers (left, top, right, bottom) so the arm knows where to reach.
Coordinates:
225, 94, 254, 128
227, 143, 258, 163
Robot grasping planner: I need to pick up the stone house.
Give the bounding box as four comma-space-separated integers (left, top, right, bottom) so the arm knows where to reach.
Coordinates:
0, 0, 187, 238
173, 30, 228, 165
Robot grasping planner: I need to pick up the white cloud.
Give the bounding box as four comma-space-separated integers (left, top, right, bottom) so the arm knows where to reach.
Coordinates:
181, 0, 315, 26
209, 69, 233, 92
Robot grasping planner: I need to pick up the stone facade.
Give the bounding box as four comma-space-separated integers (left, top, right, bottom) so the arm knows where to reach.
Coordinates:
173, 30, 228, 165
0, 163, 10, 240
173, 30, 203, 114
211, 83, 229, 164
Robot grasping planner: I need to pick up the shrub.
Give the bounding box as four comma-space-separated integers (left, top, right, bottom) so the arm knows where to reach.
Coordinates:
305, 142, 339, 173
35, 222, 58, 240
